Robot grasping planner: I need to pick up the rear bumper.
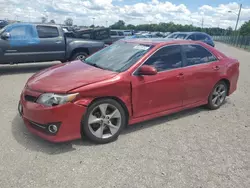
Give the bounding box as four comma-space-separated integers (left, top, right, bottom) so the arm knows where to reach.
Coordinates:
19, 91, 87, 143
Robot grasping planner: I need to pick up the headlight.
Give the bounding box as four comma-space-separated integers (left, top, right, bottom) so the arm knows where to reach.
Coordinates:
36, 93, 78, 107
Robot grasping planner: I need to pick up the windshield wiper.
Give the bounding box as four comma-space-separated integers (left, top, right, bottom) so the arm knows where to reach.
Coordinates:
89, 63, 105, 70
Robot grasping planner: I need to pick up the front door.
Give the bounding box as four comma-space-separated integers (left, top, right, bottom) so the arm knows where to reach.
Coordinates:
1, 24, 40, 63
181, 44, 222, 106
131, 45, 184, 117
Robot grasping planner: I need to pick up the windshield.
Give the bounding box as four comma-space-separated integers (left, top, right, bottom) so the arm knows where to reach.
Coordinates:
176, 34, 188, 39
84, 41, 153, 72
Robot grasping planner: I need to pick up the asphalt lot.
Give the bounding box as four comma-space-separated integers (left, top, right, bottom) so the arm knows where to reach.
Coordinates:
0, 42, 249, 188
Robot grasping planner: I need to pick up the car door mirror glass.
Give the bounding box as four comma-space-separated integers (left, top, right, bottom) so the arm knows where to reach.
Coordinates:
1, 32, 10, 40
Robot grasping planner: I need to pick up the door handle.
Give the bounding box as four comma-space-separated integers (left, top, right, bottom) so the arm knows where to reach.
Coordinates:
55, 41, 62, 44
213, 66, 220, 70
177, 72, 184, 78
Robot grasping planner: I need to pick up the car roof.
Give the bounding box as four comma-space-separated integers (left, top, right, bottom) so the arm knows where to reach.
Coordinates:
121, 38, 206, 46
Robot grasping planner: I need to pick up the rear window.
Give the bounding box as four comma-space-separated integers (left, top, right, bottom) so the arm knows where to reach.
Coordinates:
36, 26, 59, 38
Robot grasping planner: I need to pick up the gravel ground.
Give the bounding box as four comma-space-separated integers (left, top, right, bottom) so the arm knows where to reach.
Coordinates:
0, 42, 249, 188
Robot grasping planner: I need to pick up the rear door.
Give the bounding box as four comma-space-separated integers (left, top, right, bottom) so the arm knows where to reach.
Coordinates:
181, 44, 221, 106
34, 25, 65, 61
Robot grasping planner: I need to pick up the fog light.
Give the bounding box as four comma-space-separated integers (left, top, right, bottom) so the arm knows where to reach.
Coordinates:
48, 124, 58, 134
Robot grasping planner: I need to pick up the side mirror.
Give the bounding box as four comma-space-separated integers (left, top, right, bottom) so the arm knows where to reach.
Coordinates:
138, 65, 157, 76
1, 32, 10, 40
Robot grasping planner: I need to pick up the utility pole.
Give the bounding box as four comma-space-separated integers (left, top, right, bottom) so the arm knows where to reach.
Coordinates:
92, 17, 95, 26
235, 3, 242, 32
201, 17, 204, 30
235, 4, 242, 46
106, 20, 108, 27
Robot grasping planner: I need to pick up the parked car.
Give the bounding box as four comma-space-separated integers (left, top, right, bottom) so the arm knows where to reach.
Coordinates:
18, 38, 239, 144
110, 30, 125, 42
72, 28, 113, 45
0, 20, 8, 29
166, 31, 215, 47
0, 23, 105, 64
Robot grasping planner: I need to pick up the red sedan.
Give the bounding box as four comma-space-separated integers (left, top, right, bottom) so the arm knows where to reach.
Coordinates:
18, 39, 239, 144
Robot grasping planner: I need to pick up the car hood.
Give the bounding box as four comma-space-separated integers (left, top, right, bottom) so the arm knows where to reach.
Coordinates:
27, 61, 118, 93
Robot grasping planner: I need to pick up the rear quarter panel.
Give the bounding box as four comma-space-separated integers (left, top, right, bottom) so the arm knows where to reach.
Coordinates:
226, 58, 239, 95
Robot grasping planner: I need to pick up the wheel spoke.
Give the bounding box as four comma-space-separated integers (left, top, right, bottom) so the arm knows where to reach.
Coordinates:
93, 125, 104, 138
88, 114, 102, 124
109, 109, 121, 119
107, 122, 119, 135
99, 104, 108, 116
212, 96, 219, 105
220, 90, 226, 96
213, 91, 218, 96
218, 85, 224, 92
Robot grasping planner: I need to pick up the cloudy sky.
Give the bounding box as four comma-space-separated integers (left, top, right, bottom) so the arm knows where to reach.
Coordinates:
1, 0, 250, 28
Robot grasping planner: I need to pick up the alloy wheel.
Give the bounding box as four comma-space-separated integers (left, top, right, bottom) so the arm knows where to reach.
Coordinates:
88, 103, 122, 139
211, 84, 227, 107
76, 55, 86, 60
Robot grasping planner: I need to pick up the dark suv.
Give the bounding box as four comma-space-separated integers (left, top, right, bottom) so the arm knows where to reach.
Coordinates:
166, 32, 215, 47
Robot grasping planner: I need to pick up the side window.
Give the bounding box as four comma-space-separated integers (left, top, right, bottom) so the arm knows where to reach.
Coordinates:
118, 31, 124, 36
36, 26, 59, 38
8, 26, 26, 39
8, 25, 36, 40
110, 31, 117, 36
144, 45, 183, 72
187, 34, 195, 40
196, 34, 206, 40
183, 45, 217, 66
95, 30, 109, 40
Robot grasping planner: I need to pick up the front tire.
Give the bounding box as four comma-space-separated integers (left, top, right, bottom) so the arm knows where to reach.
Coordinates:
207, 81, 228, 110
82, 99, 127, 144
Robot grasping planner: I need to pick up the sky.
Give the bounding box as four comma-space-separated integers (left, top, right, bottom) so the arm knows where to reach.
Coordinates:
0, 0, 250, 29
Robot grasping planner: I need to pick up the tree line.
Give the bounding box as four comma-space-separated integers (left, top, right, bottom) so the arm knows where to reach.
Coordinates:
110, 20, 250, 36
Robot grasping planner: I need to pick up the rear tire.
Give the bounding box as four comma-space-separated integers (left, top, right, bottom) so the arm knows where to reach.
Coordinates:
207, 81, 228, 110
71, 52, 88, 61
82, 99, 127, 144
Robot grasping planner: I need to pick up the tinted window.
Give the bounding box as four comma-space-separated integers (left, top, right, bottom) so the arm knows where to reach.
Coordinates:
176, 34, 188, 39
187, 34, 195, 40
144, 45, 182, 72
36, 26, 59, 38
118, 31, 124, 36
110, 31, 117, 36
183, 45, 217, 66
196, 34, 207, 40
95, 29, 109, 40
167, 33, 178, 38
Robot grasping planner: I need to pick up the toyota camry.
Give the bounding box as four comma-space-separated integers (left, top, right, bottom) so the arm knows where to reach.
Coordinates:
18, 38, 239, 144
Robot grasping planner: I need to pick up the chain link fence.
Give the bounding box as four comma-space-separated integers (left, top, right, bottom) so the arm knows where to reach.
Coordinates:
213, 35, 250, 51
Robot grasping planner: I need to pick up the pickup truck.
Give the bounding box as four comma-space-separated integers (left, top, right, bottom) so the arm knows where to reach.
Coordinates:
0, 23, 105, 64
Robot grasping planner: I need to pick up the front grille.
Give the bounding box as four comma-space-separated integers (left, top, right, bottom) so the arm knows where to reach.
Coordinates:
24, 95, 37, 102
